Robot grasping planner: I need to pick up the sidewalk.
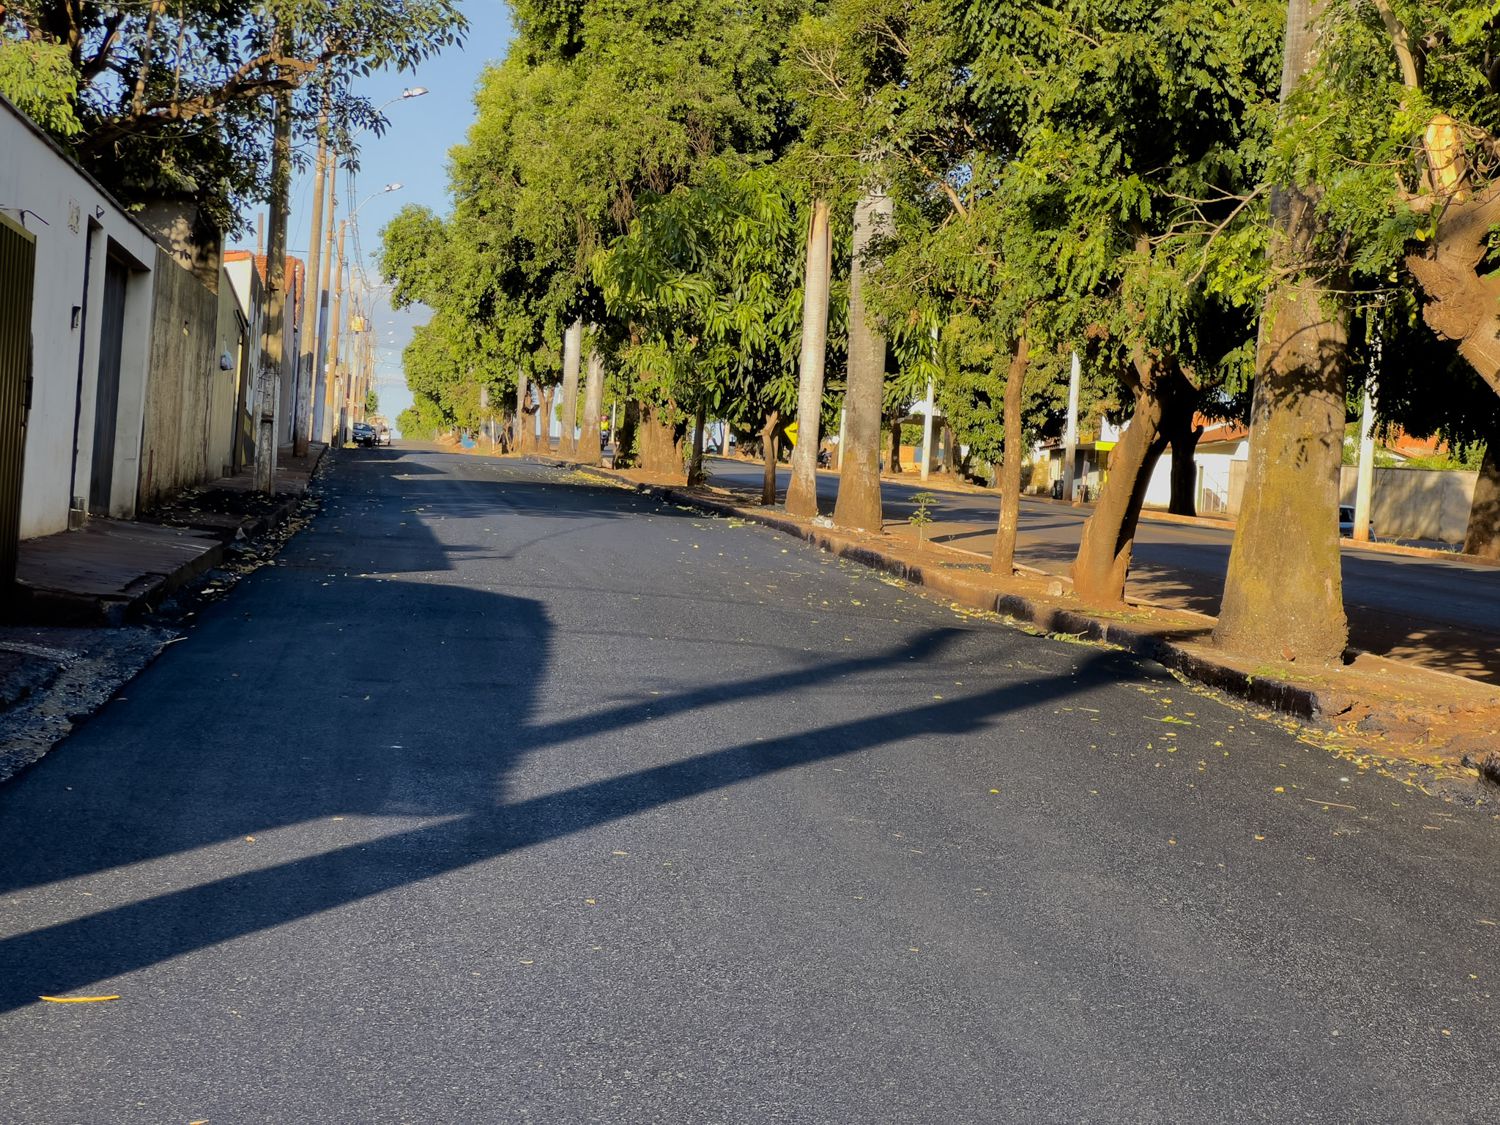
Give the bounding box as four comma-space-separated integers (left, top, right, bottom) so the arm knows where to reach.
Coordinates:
0, 443, 328, 782
10, 442, 326, 626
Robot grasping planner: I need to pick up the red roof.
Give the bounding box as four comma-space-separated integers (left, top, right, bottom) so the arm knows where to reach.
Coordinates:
225, 250, 305, 303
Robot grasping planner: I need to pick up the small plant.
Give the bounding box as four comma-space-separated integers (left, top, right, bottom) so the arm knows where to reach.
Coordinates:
909, 491, 938, 546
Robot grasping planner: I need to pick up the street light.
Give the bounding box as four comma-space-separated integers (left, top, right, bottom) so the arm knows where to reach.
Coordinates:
373, 87, 429, 115
350, 182, 402, 218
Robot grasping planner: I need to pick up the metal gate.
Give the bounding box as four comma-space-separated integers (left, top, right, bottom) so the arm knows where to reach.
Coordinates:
0, 212, 36, 590
89, 253, 129, 514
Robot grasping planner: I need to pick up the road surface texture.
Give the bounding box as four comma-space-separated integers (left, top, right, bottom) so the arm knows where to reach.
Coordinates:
1, 449, 1496, 1123
706, 458, 1500, 682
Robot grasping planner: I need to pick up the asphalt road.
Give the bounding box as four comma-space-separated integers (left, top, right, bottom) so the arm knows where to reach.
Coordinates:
1, 448, 1497, 1123
707, 458, 1500, 681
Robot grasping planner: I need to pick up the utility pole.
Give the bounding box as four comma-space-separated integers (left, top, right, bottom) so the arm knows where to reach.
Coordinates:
314, 145, 338, 444
1354, 386, 1376, 542
255, 82, 292, 494
1064, 350, 1081, 501
325, 220, 348, 443
294, 103, 329, 458
920, 376, 935, 483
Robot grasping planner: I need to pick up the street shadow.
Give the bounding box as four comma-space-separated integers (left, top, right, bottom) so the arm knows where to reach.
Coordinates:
0, 454, 1156, 1011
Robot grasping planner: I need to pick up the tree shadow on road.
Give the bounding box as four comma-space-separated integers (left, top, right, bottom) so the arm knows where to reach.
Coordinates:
0, 452, 1149, 1013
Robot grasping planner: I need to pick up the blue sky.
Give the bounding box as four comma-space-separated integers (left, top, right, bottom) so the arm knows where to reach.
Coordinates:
234, 1, 515, 425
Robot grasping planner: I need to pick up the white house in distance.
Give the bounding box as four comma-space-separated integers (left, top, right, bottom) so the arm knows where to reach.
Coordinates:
1141, 417, 1251, 516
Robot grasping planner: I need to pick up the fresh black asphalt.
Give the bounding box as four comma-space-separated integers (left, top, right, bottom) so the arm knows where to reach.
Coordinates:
1, 449, 1497, 1122
707, 458, 1500, 681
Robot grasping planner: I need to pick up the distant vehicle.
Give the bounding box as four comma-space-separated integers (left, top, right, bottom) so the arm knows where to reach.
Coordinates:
376, 423, 392, 446
1339, 504, 1374, 539
352, 422, 377, 447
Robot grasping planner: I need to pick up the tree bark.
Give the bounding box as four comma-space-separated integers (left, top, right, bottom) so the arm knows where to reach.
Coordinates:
614, 400, 641, 468
1464, 426, 1500, 557
833, 188, 892, 532
559, 317, 583, 458
515, 374, 529, 453
539, 384, 554, 454
638, 402, 685, 480
761, 409, 781, 505
787, 198, 832, 517
1164, 402, 1203, 516
577, 342, 604, 465
687, 404, 708, 485
1071, 360, 1191, 604
993, 337, 1030, 575
1406, 184, 1500, 397
1215, 0, 1348, 664
888, 412, 903, 474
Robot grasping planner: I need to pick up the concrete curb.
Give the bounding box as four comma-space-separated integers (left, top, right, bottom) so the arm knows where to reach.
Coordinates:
14, 445, 328, 627
541, 457, 1339, 724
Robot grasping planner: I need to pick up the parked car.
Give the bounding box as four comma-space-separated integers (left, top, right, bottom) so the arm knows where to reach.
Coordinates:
352, 421, 377, 447
1338, 504, 1374, 539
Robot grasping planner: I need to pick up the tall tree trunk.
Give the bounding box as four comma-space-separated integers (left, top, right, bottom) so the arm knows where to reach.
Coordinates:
559, 317, 583, 458
1164, 400, 1203, 516
993, 338, 1030, 575
577, 342, 604, 466
638, 402, 685, 480
787, 198, 833, 517
688, 404, 708, 486
539, 384, 554, 454
614, 400, 641, 468
1215, 0, 1348, 664
761, 409, 780, 505
1071, 361, 1190, 604
888, 412, 903, 474
1464, 426, 1500, 557
515, 375, 529, 453
833, 188, 892, 532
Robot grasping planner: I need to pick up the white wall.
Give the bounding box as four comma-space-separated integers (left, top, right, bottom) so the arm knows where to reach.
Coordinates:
1, 98, 160, 538
1339, 465, 1478, 543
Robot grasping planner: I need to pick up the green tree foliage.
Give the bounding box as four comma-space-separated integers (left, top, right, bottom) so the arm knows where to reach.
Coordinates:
0, 37, 81, 135
1, 0, 465, 229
